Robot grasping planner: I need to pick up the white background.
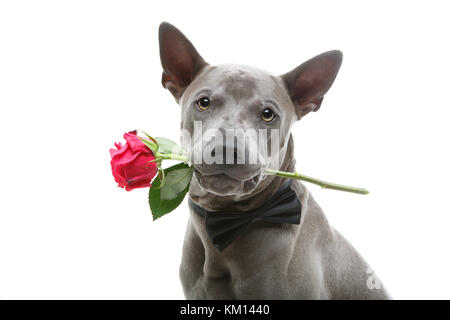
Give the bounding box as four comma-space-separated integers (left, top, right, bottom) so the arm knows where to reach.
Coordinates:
1, 0, 449, 299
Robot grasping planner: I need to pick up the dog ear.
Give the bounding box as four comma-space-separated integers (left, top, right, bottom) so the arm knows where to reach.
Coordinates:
282, 50, 343, 119
159, 22, 208, 101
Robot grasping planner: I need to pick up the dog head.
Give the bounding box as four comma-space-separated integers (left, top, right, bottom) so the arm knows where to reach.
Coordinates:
158, 22, 342, 197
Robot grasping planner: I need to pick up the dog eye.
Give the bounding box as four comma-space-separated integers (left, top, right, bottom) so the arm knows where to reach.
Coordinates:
261, 107, 275, 122
196, 97, 210, 111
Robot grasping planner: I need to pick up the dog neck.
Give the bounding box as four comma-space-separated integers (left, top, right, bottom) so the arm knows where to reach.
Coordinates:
189, 134, 298, 212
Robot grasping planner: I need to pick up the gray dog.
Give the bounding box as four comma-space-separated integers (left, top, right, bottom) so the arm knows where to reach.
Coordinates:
158, 22, 390, 299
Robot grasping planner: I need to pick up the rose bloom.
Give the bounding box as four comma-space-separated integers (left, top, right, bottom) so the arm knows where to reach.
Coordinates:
110, 131, 158, 191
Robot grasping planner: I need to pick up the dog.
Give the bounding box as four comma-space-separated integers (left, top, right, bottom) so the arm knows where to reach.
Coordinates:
158, 22, 390, 299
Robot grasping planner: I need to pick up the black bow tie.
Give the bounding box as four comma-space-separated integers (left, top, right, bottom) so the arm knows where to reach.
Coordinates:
188, 180, 302, 252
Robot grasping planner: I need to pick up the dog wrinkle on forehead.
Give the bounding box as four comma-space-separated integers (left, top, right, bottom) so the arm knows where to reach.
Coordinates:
218, 69, 257, 101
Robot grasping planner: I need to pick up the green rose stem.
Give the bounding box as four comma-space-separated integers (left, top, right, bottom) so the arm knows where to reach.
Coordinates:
154, 152, 369, 195
156, 153, 190, 162
263, 168, 369, 195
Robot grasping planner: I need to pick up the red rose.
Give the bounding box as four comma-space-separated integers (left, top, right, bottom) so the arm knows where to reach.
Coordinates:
110, 131, 158, 191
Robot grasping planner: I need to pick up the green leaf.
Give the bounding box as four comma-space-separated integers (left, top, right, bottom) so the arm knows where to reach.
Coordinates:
139, 130, 158, 145
160, 168, 192, 200
149, 163, 193, 220
158, 164, 165, 188
139, 137, 158, 154
155, 137, 184, 155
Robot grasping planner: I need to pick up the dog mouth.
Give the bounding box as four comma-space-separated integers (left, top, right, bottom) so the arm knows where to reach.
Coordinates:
193, 168, 261, 196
